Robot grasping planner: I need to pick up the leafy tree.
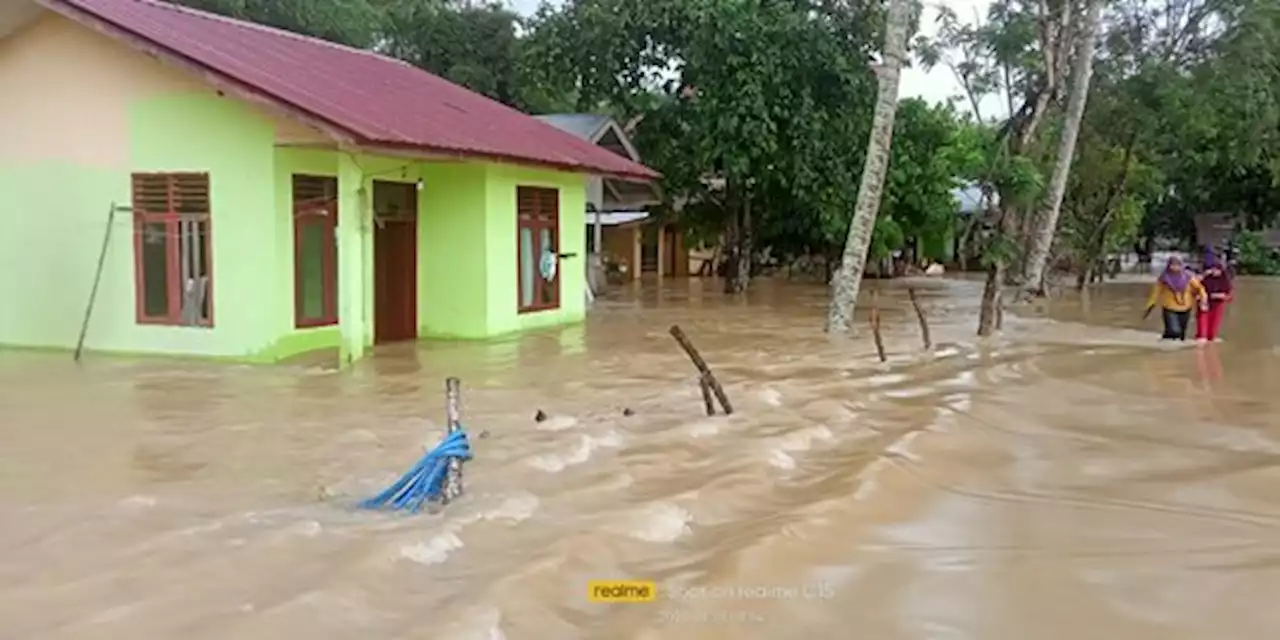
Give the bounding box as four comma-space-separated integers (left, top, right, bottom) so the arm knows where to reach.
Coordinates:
168, 0, 550, 109
168, 0, 386, 47
1234, 231, 1280, 275
378, 1, 528, 108
529, 0, 882, 293
917, 0, 1077, 335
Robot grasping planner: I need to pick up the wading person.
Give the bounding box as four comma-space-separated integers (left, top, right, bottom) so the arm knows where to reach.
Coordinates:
1144, 256, 1207, 341
1196, 251, 1234, 342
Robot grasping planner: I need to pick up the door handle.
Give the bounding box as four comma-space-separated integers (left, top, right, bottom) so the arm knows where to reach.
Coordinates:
557, 252, 578, 259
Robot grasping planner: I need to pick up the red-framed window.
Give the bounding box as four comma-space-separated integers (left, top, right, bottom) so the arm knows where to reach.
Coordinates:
292, 175, 339, 328
132, 173, 213, 327
516, 186, 562, 313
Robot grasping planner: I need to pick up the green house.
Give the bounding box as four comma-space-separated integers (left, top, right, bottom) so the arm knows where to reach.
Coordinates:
0, 0, 657, 364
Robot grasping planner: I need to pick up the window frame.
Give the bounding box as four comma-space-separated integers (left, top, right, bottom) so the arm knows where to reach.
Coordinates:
291, 175, 340, 329
131, 172, 214, 328
516, 186, 562, 314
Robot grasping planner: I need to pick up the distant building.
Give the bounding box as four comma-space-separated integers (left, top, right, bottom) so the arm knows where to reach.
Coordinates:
1193, 212, 1280, 250
533, 114, 686, 285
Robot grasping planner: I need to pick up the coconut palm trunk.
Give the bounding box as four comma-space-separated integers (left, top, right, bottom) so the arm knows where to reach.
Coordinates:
824, 0, 911, 333
1021, 0, 1103, 295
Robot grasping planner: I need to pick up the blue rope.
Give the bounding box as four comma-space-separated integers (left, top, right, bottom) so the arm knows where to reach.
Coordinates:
359, 428, 472, 513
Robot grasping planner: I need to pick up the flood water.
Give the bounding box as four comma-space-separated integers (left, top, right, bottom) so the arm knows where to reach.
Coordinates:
3, 276, 1280, 639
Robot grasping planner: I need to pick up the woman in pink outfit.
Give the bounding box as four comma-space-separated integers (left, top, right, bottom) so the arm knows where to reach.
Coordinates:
1195, 250, 1234, 342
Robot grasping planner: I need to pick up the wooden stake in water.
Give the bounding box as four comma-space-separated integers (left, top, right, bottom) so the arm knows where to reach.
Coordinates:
442, 377, 464, 504
907, 287, 932, 350
669, 325, 734, 415
870, 290, 887, 363
699, 374, 716, 416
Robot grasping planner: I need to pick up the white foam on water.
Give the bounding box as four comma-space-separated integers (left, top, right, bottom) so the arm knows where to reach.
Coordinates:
401, 530, 465, 565
1207, 426, 1280, 454
768, 450, 797, 470
398, 492, 540, 566
526, 432, 622, 472
852, 458, 891, 501
118, 495, 157, 510
867, 373, 908, 387
766, 425, 834, 469
535, 415, 579, 432
759, 387, 784, 406
687, 418, 721, 438
623, 502, 693, 543
287, 520, 323, 537
884, 385, 937, 399
773, 425, 834, 453
438, 606, 507, 640
477, 493, 541, 523
884, 431, 924, 462
935, 346, 962, 358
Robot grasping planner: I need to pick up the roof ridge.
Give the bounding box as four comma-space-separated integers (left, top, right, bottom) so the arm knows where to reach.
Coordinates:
122, 0, 412, 68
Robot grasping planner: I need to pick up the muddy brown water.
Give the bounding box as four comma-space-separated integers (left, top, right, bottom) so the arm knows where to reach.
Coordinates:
3, 277, 1280, 639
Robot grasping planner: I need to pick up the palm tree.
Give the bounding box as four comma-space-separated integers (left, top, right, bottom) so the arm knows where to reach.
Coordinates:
825, 0, 912, 333
1021, 0, 1104, 295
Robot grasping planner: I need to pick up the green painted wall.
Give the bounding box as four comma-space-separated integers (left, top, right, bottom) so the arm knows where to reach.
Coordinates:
484, 164, 588, 335
0, 92, 287, 359
419, 162, 491, 338
264, 152, 592, 359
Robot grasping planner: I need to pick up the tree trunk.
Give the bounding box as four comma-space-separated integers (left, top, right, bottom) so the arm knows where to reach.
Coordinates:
734, 199, 751, 292
723, 198, 751, 294
1021, 0, 1103, 295
722, 203, 740, 293
824, 0, 910, 333
977, 260, 1004, 336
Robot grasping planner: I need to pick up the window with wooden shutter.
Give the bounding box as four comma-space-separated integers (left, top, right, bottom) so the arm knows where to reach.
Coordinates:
292, 175, 339, 328
131, 173, 213, 327
516, 186, 561, 313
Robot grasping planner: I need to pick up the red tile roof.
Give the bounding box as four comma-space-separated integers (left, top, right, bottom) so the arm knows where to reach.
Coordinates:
38, 0, 658, 181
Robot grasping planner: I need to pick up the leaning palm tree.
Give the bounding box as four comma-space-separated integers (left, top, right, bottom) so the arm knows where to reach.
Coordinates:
1021, 0, 1104, 296
825, 0, 912, 333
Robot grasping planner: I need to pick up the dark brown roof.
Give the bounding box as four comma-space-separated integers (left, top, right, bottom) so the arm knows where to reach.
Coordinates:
37, 0, 658, 181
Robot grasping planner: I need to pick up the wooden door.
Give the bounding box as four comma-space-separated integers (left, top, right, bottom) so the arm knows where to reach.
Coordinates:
373, 181, 418, 344
663, 226, 679, 276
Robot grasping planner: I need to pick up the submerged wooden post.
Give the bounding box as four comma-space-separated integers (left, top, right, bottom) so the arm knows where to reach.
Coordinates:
442, 377, 464, 504
907, 287, 932, 350
699, 374, 716, 416
669, 325, 734, 415
870, 290, 887, 363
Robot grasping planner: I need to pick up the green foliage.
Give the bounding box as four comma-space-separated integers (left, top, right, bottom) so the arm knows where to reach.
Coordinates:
1097, 0, 1280, 246
379, 1, 527, 108
168, 0, 386, 47
1060, 140, 1161, 271
170, 0, 982, 282
168, 0, 551, 110
873, 99, 979, 260
1234, 231, 1280, 276
525, 0, 889, 274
